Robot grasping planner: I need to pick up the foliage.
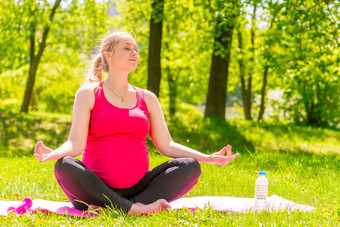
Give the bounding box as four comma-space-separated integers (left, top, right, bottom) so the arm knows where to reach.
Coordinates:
0, 0, 116, 113
112, 0, 153, 89
228, 0, 339, 127
0, 0, 339, 126
0, 62, 84, 113
0, 0, 33, 73
161, 0, 214, 115
269, 0, 340, 127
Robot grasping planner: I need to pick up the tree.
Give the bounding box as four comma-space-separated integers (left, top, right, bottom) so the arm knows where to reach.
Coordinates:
257, 0, 282, 122
205, 1, 240, 119
0, 1, 28, 74
0, 0, 116, 113
147, 0, 164, 97
240, 0, 257, 120
20, 0, 62, 113
161, 0, 213, 116
276, 0, 339, 127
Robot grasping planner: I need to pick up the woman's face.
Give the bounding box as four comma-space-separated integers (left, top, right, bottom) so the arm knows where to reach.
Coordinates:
109, 35, 139, 72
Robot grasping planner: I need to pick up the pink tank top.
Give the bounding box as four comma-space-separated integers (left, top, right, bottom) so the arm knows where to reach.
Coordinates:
82, 83, 150, 189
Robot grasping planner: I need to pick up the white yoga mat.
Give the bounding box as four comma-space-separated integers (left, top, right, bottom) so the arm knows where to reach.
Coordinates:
0, 194, 315, 217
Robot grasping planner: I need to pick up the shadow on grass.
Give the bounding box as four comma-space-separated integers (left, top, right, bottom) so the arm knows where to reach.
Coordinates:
1, 108, 254, 157
249, 148, 340, 173
160, 116, 255, 154
233, 120, 340, 157
0, 109, 71, 156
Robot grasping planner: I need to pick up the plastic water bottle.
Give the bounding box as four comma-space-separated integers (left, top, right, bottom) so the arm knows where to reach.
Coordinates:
254, 171, 268, 211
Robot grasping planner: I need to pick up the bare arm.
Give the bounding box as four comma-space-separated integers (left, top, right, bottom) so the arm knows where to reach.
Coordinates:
144, 91, 239, 165
34, 86, 94, 162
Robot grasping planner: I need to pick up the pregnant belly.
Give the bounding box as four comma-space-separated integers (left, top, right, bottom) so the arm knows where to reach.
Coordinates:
82, 135, 150, 188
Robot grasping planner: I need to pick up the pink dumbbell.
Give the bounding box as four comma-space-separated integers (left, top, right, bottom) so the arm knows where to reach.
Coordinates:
7, 197, 33, 214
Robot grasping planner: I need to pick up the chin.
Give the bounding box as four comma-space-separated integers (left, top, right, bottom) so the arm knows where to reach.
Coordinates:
129, 65, 138, 71
127, 67, 137, 73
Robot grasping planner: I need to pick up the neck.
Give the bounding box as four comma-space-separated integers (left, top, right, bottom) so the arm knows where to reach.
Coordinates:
106, 69, 129, 91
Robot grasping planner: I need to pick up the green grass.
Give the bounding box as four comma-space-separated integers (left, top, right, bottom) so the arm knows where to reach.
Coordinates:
0, 106, 339, 226
1, 152, 339, 226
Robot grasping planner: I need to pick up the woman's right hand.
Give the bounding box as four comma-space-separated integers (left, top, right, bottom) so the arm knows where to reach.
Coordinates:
33, 141, 60, 163
129, 199, 171, 215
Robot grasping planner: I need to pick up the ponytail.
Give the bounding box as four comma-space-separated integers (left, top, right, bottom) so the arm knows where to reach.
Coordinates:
83, 54, 104, 86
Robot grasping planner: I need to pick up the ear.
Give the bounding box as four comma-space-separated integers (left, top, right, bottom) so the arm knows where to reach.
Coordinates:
104, 51, 111, 60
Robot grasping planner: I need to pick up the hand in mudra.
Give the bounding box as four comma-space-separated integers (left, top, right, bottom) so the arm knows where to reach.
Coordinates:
33, 141, 59, 163
208, 145, 239, 165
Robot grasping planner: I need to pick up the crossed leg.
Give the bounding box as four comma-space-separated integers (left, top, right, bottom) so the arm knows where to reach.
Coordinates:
54, 156, 201, 213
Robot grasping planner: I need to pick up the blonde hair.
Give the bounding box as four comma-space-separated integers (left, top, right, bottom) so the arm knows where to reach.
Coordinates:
84, 32, 133, 86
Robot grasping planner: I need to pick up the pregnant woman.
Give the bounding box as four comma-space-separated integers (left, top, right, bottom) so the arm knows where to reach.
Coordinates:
34, 31, 239, 215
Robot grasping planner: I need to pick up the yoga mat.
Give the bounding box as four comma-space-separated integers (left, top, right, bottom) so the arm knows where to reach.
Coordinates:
0, 194, 315, 218
170, 194, 316, 213
0, 199, 95, 218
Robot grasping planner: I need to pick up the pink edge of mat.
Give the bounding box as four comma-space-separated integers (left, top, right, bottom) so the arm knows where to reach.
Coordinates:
0, 194, 315, 217
30, 199, 97, 218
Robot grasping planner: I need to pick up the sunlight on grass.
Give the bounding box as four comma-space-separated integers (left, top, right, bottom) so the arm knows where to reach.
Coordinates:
229, 119, 340, 156
1, 108, 340, 225
0, 152, 339, 226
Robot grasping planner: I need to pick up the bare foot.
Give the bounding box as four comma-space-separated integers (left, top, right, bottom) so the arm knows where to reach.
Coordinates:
129, 199, 171, 216
88, 204, 106, 212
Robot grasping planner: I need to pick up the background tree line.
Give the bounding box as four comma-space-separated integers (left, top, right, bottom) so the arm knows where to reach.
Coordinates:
0, 0, 339, 128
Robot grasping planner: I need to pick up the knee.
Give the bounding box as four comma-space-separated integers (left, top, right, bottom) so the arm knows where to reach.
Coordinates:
54, 156, 77, 176
183, 157, 201, 180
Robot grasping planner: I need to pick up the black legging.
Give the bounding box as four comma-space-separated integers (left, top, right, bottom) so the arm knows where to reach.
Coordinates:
54, 156, 201, 212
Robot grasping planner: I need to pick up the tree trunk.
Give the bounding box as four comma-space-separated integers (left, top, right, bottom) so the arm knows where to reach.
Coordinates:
20, 0, 62, 113
257, 0, 280, 122
21, 59, 38, 113
168, 72, 177, 116
245, 3, 257, 120
147, 0, 164, 97
204, 13, 236, 119
306, 83, 323, 126
237, 24, 252, 120
258, 67, 268, 121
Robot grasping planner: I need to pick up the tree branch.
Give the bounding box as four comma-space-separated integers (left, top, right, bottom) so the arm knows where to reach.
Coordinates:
36, 0, 62, 60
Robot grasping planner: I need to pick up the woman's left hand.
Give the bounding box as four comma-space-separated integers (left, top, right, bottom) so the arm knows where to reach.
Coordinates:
205, 145, 239, 165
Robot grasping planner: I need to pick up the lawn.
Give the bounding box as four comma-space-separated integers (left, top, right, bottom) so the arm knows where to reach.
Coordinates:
0, 107, 339, 226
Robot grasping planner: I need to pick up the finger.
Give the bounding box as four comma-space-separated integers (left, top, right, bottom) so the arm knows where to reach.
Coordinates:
41, 155, 49, 162
226, 145, 232, 157
213, 147, 226, 156
34, 141, 43, 155
33, 153, 42, 161
220, 147, 227, 156
220, 159, 230, 166
33, 153, 41, 158
226, 153, 240, 162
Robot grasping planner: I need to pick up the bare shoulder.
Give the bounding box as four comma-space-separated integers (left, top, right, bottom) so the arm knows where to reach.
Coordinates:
143, 89, 160, 114
75, 85, 96, 110
144, 89, 158, 102
76, 84, 95, 96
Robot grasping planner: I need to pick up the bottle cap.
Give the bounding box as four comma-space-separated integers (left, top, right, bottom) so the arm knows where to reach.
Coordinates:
259, 171, 266, 176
